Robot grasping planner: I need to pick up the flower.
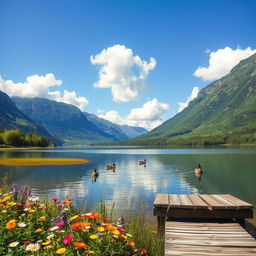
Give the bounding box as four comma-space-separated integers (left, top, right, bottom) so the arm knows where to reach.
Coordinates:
51, 197, 59, 201
56, 221, 64, 226
84, 250, 94, 254
25, 243, 40, 252
48, 226, 59, 231
70, 215, 78, 220
28, 209, 36, 213
63, 234, 73, 245
97, 226, 105, 232
85, 212, 100, 219
112, 230, 120, 235
35, 228, 42, 233
70, 222, 90, 229
47, 234, 55, 240
128, 240, 136, 247
39, 216, 46, 221
89, 234, 99, 240
18, 222, 27, 227
101, 217, 110, 222
42, 241, 51, 245
8, 242, 19, 247
6, 219, 16, 229
74, 242, 88, 249
141, 248, 148, 254
22, 241, 31, 244
56, 248, 66, 254
44, 245, 53, 250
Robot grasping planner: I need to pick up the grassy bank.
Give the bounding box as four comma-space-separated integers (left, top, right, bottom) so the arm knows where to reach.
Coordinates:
0, 180, 164, 256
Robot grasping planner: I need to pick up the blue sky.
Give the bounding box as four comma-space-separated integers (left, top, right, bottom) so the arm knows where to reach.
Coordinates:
1, 0, 256, 130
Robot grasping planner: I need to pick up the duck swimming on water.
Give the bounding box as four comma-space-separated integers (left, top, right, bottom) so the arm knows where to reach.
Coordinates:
106, 163, 116, 170
194, 163, 203, 181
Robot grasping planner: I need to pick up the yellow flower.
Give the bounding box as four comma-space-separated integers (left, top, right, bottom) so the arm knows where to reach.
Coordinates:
151, 230, 157, 234
121, 235, 127, 239
0, 195, 11, 203
97, 227, 105, 232
56, 248, 66, 254
42, 241, 51, 245
29, 209, 36, 213
6, 219, 16, 229
39, 216, 46, 221
126, 233, 133, 237
128, 240, 135, 247
84, 250, 94, 254
44, 245, 53, 250
112, 230, 120, 235
35, 228, 42, 233
70, 215, 78, 220
89, 234, 99, 240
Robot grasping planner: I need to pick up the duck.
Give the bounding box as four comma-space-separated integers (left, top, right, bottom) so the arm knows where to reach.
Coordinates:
139, 159, 146, 165
194, 163, 203, 181
92, 168, 99, 178
106, 163, 116, 170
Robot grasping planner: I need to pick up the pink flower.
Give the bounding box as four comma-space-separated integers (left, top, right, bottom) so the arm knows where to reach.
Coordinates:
56, 222, 64, 227
63, 234, 73, 245
117, 227, 125, 232
51, 197, 59, 201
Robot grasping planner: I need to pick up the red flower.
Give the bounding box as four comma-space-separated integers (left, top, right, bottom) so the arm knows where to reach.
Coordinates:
141, 248, 148, 254
22, 241, 31, 244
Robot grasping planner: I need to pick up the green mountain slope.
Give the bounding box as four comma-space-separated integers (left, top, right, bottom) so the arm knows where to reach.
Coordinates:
12, 97, 114, 144
130, 53, 256, 145
0, 90, 61, 145
83, 112, 147, 140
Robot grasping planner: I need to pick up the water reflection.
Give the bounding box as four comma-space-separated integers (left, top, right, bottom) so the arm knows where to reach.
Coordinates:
0, 147, 255, 216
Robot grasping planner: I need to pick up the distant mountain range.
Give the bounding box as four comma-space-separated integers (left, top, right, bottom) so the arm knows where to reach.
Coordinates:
10, 97, 147, 145
0, 91, 62, 145
125, 53, 256, 145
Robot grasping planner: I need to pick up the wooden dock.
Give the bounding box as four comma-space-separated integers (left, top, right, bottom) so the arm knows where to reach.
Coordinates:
153, 194, 255, 255
165, 221, 256, 255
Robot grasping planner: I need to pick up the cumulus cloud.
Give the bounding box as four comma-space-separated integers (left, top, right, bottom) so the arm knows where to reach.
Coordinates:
178, 86, 200, 113
0, 73, 89, 110
194, 46, 256, 81
98, 98, 169, 130
91, 44, 156, 102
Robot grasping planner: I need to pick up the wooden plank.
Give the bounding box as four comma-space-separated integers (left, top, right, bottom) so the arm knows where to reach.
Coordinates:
179, 194, 194, 209
199, 195, 226, 210
188, 194, 208, 209
169, 194, 181, 208
211, 195, 238, 209
154, 193, 169, 207
220, 194, 253, 209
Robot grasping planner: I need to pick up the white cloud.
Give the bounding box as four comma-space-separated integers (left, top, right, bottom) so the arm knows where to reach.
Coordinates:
91, 44, 156, 102
178, 86, 200, 113
0, 73, 89, 110
98, 98, 169, 130
194, 46, 256, 81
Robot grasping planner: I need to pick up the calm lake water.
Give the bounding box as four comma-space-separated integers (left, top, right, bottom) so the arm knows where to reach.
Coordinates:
1, 146, 256, 217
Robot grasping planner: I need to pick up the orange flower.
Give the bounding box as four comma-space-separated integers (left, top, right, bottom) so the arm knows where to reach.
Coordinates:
74, 242, 88, 249
71, 222, 91, 229
39, 216, 46, 221
35, 228, 42, 233
65, 198, 72, 204
6, 219, 16, 229
0, 195, 11, 203
105, 223, 116, 231
128, 240, 135, 247
85, 212, 100, 219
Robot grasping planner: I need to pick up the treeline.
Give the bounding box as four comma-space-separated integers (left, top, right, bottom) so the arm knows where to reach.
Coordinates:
112, 130, 256, 146
0, 129, 52, 147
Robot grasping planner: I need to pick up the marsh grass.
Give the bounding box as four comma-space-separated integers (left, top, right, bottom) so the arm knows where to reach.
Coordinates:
0, 158, 89, 166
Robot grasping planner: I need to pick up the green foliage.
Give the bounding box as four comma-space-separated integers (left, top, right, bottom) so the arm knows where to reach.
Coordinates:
0, 129, 52, 147
125, 53, 256, 146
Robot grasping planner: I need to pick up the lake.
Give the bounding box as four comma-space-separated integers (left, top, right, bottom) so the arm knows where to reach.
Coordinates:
0, 146, 256, 220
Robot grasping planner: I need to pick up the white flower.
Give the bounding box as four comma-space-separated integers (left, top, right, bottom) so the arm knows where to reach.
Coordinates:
25, 243, 40, 252
2, 210, 7, 213
48, 226, 59, 231
18, 222, 27, 227
8, 241, 19, 247
46, 233, 55, 240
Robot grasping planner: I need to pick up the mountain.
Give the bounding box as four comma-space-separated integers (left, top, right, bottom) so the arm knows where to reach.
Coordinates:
83, 112, 147, 140
0, 90, 61, 145
129, 53, 256, 145
12, 97, 114, 144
